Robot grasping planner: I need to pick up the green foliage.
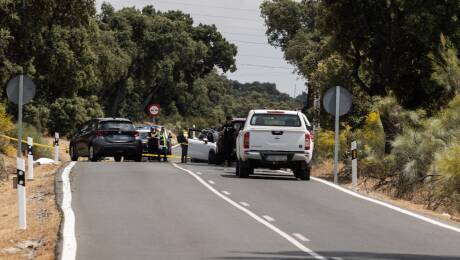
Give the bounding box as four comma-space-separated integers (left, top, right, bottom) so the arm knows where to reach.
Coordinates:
48, 96, 104, 137
0, 102, 13, 133
434, 144, 460, 212
430, 34, 460, 94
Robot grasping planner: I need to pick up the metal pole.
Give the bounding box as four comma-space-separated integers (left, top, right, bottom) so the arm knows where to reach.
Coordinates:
54, 132, 59, 162
17, 75, 23, 158
333, 86, 340, 184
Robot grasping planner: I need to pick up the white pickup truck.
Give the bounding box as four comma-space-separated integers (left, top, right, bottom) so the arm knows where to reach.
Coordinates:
235, 110, 314, 180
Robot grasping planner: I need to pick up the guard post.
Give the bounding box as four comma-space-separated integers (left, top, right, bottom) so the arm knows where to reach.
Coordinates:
351, 141, 358, 190
54, 132, 59, 162
17, 158, 26, 229
27, 137, 33, 180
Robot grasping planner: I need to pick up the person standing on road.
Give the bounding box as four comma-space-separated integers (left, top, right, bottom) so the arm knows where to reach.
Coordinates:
222, 116, 235, 167
158, 127, 168, 162
177, 130, 188, 163
148, 127, 159, 161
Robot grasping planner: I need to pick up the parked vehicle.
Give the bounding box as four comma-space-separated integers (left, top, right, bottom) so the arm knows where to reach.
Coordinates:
69, 118, 143, 162
215, 118, 246, 164
188, 129, 218, 163
135, 126, 151, 154
235, 110, 314, 180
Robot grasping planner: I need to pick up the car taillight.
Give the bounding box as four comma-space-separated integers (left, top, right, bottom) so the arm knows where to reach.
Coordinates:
243, 132, 250, 149
305, 133, 311, 150
133, 131, 139, 137
96, 130, 105, 137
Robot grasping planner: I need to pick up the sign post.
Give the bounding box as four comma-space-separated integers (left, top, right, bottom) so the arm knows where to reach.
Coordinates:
27, 137, 33, 180
351, 141, 358, 190
323, 86, 352, 184
6, 74, 36, 230
54, 132, 59, 162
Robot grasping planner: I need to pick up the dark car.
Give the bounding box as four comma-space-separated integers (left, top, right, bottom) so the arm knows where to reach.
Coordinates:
215, 118, 246, 164
69, 118, 143, 162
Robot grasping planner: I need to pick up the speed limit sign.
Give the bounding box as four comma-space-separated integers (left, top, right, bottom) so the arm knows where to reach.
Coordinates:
147, 104, 160, 117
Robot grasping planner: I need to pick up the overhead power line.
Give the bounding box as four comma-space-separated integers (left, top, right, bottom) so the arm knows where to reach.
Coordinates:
238, 63, 294, 70
230, 39, 268, 45
238, 54, 283, 60
154, 0, 259, 12
189, 13, 261, 22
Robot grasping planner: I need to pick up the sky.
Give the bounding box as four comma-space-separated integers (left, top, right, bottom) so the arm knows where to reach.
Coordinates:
96, 0, 306, 96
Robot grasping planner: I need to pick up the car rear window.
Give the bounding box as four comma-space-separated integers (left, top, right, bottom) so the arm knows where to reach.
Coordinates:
99, 121, 135, 131
139, 132, 149, 139
250, 114, 301, 127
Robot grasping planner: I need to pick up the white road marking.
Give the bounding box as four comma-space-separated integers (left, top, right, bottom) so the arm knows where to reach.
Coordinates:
239, 202, 250, 207
331, 257, 344, 260
222, 191, 231, 195
262, 215, 275, 222
61, 162, 77, 260
292, 233, 310, 242
196, 172, 202, 175
208, 180, 215, 185
172, 163, 325, 260
309, 176, 460, 234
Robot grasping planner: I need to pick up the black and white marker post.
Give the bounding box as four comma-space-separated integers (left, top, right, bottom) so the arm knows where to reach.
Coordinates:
6, 74, 36, 230
351, 140, 358, 190
27, 137, 33, 180
54, 132, 59, 163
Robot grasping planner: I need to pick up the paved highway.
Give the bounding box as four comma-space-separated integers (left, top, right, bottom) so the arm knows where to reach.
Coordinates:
67, 157, 460, 259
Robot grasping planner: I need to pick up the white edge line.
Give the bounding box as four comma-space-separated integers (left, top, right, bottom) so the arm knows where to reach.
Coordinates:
196, 172, 202, 175
222, 191, 231, 195
310, 176, 460, 233
262, 215, 276, 222
239, 202, 250, 207
172, 163, 325, 260
208, 180, 215, 185
292, 233, 310, 242
61, 161, 77, 260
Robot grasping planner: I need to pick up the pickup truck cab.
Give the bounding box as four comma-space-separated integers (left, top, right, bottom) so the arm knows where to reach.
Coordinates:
236, 110, 314, 180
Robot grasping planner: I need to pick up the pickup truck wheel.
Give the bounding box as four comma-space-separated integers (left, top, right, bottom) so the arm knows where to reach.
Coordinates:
114, 156, 122, 162
70, 145, 78, 162
294, 163, 311, 181
89, 145, 98, 162
238, 160, 252, 178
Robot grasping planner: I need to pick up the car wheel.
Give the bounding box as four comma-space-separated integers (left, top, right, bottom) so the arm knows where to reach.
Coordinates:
114, 156, 122, 162
208, 150, 216, 164
70, 145, 78, 162
235, 160, 240, 176
134, 154, 142, 162
89, 145, 98, 162
293, 163, 310, 181
238, 159, 251, 178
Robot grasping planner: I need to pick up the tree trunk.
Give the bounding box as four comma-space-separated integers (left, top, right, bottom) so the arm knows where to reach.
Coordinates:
379, 112, 401, 154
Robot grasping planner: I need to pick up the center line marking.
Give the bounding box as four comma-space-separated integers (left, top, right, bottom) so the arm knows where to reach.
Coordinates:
239, 202, 250, 207
196, 172, 202, 175
222, 191, 231, 195
172, 163, 325, 259
262, 215, 275, 222
292, 233, 310, 242
208, 180, 215, 185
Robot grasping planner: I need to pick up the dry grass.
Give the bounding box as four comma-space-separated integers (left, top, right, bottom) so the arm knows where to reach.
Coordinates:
0, 156, 62, 260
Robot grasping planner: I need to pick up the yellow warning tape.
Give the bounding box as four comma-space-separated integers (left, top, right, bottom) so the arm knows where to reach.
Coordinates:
0, 134, 59, 149
142, 153, 190, 159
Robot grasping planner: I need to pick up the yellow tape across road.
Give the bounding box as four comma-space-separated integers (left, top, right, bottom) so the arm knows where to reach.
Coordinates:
142, 153, 190, 159
0, 134, 57, 149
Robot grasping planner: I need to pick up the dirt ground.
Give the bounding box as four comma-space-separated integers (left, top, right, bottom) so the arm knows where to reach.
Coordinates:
312, 160, 460, 223
0, 138, 69, 260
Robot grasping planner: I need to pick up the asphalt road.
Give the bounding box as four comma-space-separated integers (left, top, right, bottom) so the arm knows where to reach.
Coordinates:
69, 155, 460, 259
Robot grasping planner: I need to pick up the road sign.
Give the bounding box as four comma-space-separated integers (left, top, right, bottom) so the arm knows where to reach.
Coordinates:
322, 86, 352, 184
6, 75, 36, 105
147, 104, 160, 117
323, 86, 352, 116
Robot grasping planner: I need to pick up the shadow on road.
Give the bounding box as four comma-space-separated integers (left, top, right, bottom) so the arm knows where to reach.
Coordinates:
220, 174, 297, 181
211, 250, 460, 260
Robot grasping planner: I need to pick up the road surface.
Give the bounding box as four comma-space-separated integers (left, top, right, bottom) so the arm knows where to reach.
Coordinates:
68, 158, 460, 259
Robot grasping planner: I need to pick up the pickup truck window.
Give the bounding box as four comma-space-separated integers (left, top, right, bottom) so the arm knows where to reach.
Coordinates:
250, 114, 301, 127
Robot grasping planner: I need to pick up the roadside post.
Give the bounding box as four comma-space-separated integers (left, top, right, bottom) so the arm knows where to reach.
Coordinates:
27, 137, 33, 180
351, 140, 358, 189
323, 86, 352, 184
54, 132, 59, 162
6, 74, 36, 230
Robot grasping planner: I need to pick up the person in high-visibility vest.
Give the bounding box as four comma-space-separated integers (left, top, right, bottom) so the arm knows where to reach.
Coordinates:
158, 127, 168, 162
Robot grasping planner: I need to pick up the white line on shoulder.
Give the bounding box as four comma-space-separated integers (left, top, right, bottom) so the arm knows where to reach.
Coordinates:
196, 172, 202, 175
222, 191, 231, 195
208, 180, 215, 185
310, 176, 460, 234
262, 215, 275, 222
239, 202, 250, 207
61, 162, 77, 260
172, 163, 326, 260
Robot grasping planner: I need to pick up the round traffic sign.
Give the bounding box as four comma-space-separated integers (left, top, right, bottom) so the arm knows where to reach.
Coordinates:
6, 75, 36, 104
147, 104, 160, 117
323, 86, 352, 116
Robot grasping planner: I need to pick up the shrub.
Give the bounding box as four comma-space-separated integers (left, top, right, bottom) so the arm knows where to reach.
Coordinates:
0, 102, 13, 133
7, 123, 53, 159
433, 143, 460, 213
48, 96, 104, 137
